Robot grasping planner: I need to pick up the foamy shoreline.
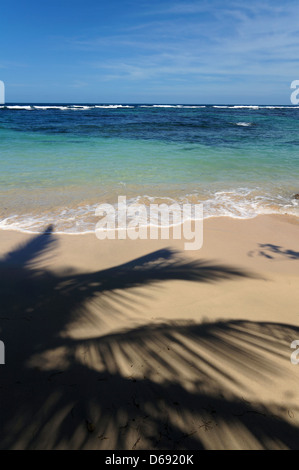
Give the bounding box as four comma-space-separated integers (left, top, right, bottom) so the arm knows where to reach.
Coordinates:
1, 189, 298, 234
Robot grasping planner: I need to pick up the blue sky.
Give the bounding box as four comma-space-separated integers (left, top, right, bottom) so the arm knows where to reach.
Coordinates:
1, 0, 299, 104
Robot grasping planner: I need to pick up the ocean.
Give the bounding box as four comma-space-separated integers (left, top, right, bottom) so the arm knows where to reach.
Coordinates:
0, 103, 299, 233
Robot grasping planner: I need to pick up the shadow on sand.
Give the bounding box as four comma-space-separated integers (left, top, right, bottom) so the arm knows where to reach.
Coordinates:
0, 226, 298, 449
248, 243, 299, 261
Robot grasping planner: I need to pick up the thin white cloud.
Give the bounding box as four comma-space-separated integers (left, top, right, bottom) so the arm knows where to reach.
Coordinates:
56, 0, 299, 102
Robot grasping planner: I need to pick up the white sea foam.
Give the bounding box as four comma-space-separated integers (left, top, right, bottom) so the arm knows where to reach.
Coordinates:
55, 106, 71, 110
70, 106, 93, 110
34, 105, 92, 110
235, 122, 253, 126
140, 105, 206, 109
7, 105, 32, 110
3, 104, 299, 112
0, 204, 98, 234
94, 105, 133, 109
232, 105, 259, 109
262, 106, 299, 109
153, 105, 178, 108
34, 105, 89, 110
33, 106, 69, 110
202, 189, 299, 219
34, 106, 65, 110
1, 189, 298, 234
212, 105, 299, 110
146, 105, 206, 108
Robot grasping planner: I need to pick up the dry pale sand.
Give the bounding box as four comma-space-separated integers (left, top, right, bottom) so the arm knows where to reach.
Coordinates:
0, 214, 299, 449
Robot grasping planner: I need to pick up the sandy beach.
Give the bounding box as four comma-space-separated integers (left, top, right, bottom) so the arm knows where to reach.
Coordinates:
0, 214, 299, 449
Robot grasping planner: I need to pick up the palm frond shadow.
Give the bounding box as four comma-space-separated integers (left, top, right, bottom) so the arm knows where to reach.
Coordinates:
1, 226, 298, 449
1, 224, 56, 268
248, 243, 299, 261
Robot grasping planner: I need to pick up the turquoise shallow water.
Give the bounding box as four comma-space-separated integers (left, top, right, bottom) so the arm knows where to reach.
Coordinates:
0, 104, 299, 232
